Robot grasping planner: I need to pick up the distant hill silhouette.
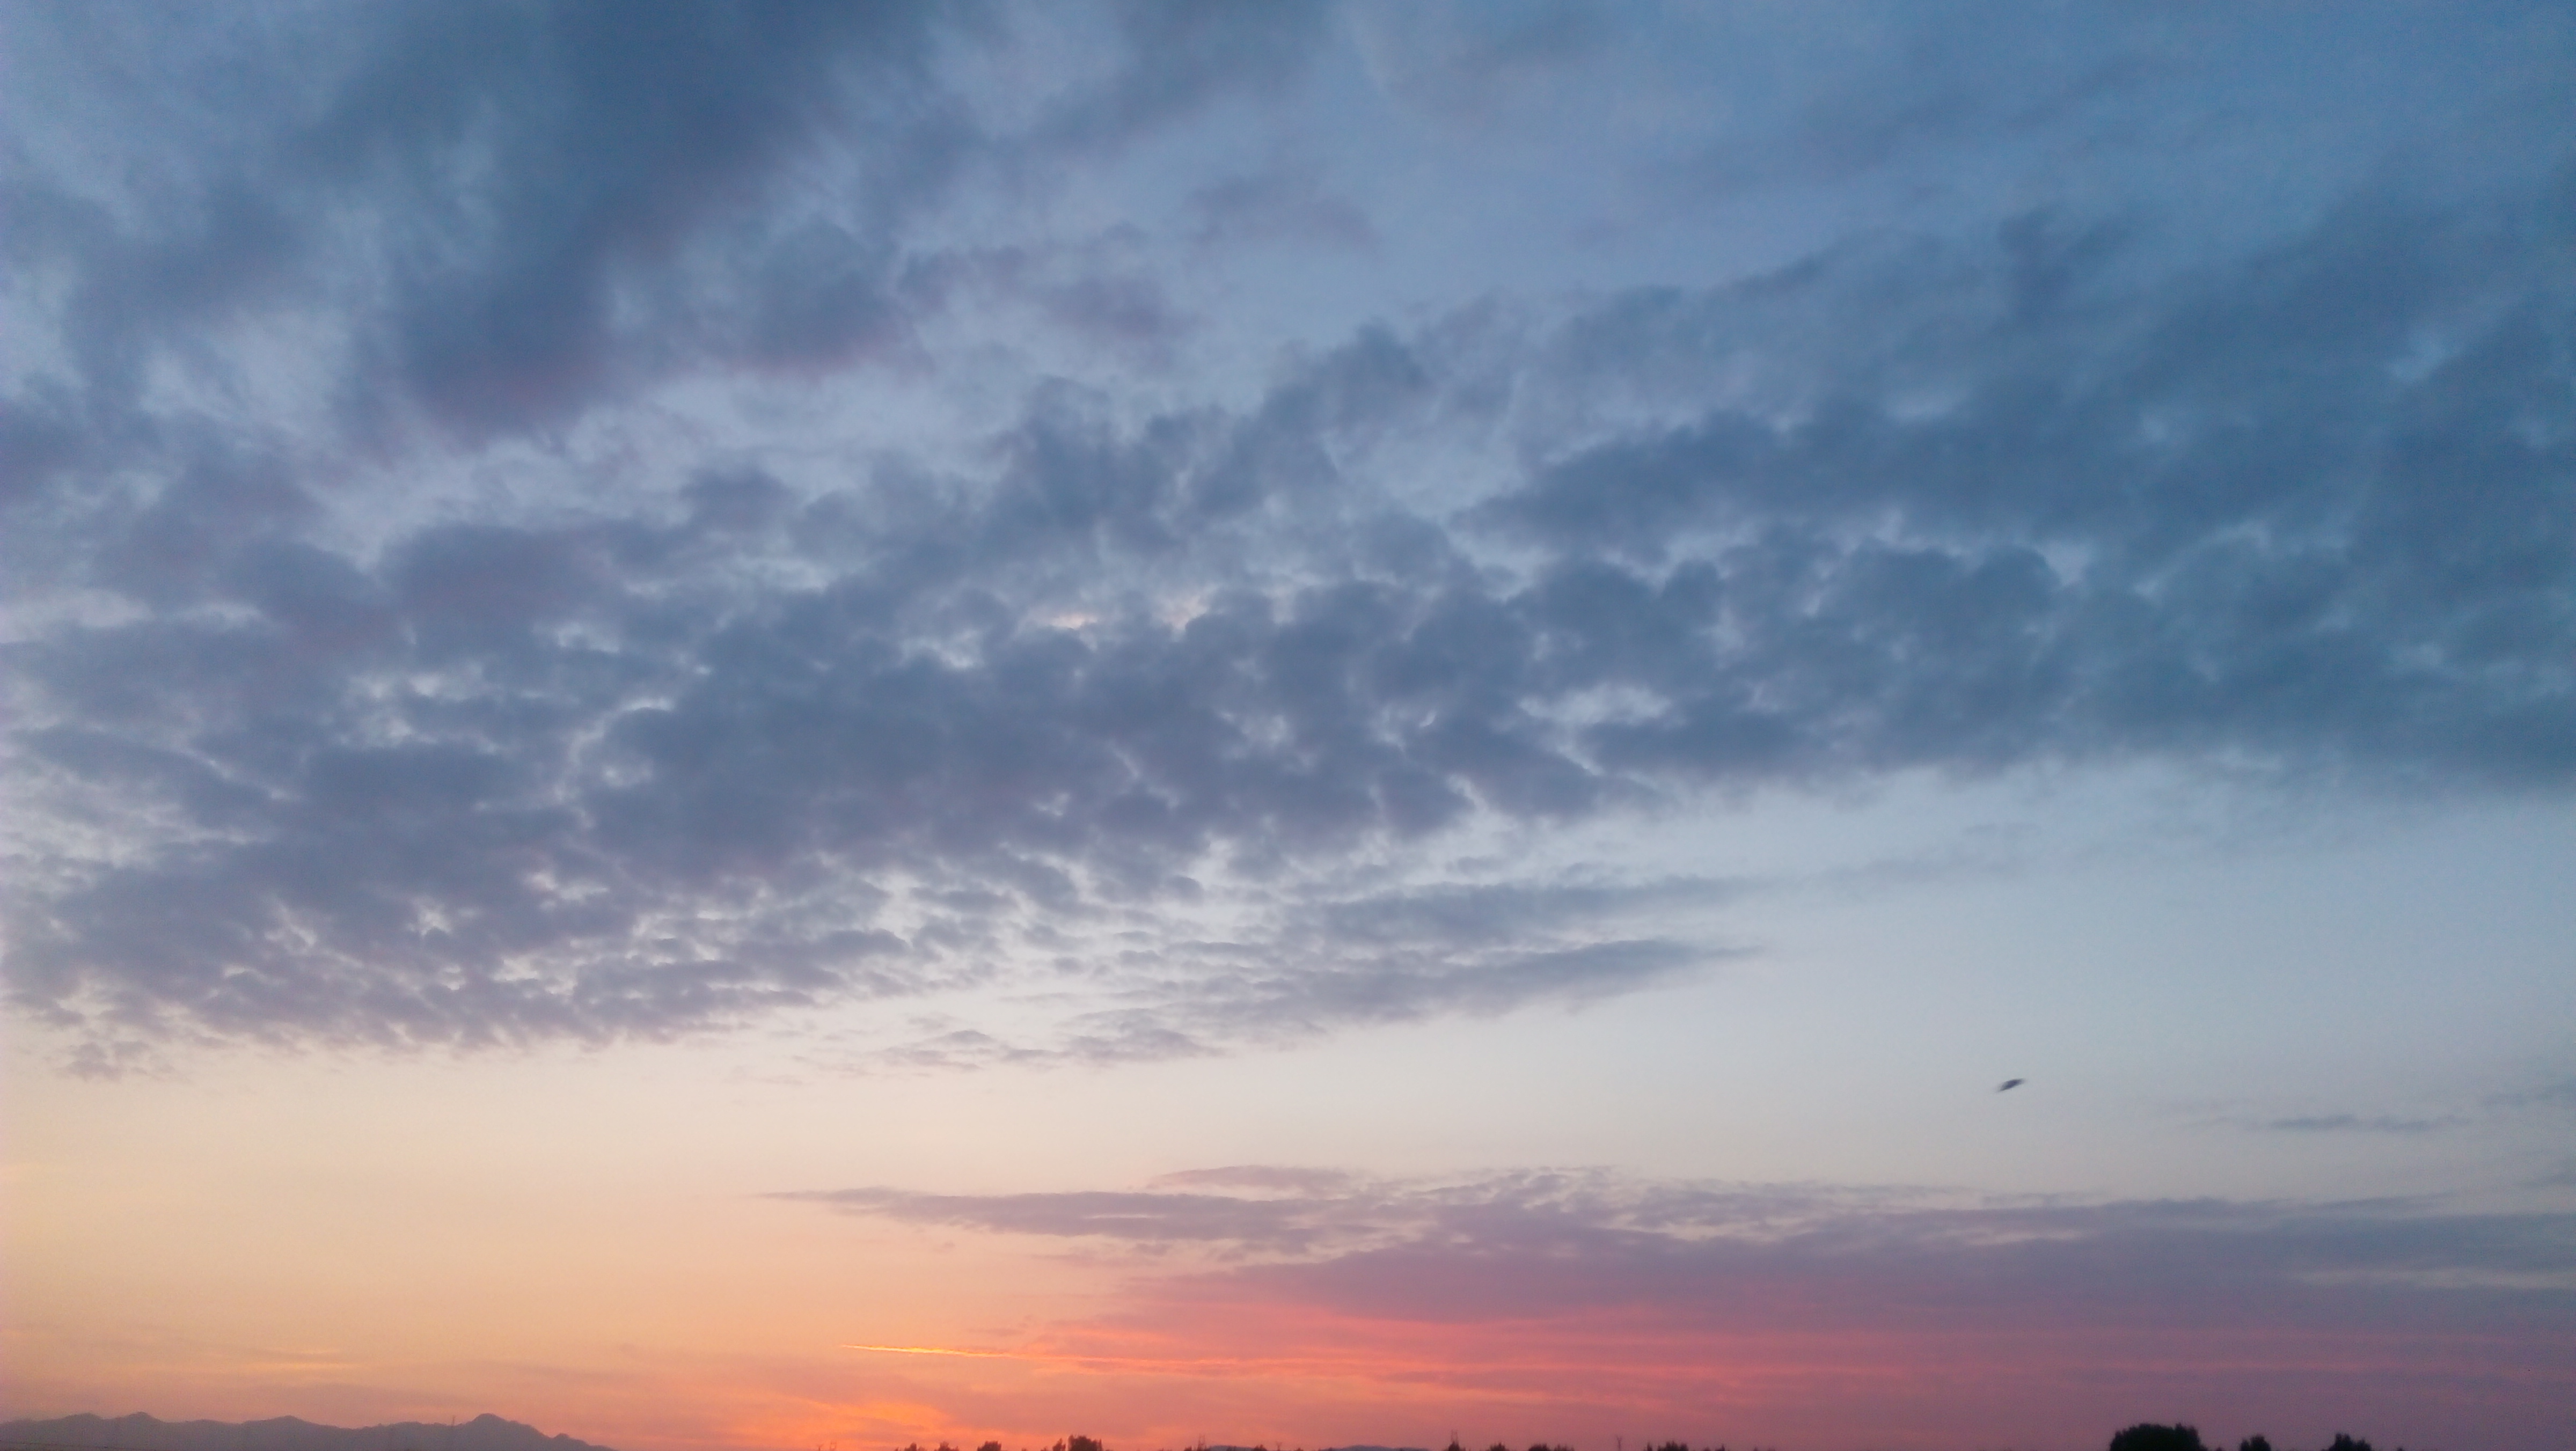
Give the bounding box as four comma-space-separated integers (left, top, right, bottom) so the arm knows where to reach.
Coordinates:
0, 1413, 618, 1451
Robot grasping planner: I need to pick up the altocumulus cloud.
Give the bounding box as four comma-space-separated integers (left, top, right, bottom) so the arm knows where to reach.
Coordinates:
2, 2, 2571, 1071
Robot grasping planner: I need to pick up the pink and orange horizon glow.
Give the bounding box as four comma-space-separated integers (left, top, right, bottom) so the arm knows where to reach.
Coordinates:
5, 4, 2573, 1449
12, 1034, 2574, 1450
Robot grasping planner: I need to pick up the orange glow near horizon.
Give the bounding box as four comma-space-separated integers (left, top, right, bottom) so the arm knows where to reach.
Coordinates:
11, 1025, 2574, 1451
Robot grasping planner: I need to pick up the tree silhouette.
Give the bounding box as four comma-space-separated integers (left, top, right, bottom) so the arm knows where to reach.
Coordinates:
863, 1421, 2424, 1451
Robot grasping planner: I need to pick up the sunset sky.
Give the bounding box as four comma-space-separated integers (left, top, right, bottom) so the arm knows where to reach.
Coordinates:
4, 4, 2574, 1449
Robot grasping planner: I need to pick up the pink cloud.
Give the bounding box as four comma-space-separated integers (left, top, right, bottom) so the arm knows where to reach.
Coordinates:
786, 1173, 2576, 1450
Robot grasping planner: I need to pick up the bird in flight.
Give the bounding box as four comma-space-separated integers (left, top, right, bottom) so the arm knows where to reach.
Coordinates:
1997, 1078, 2025, 1092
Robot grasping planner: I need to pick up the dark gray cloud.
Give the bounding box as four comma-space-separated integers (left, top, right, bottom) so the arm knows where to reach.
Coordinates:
17, 186, 2576, 1061
1187, 162, 1376, 253
1673, 6, 2154, 196
0, 1, 961, 450
298, 1, 956, 427
4, 5, 2570, 1069
1030, 1, 1333, 155
1348, 1, 1615, 121
1486, 194, 2576, 787
12, 173, 2573, 1062
0, 0, 1334, 456
1664, 2, 2573, 217
0, 333, 1709, 1063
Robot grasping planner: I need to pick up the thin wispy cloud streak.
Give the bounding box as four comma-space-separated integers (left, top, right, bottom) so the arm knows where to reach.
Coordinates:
789, 1168, 2576, 1289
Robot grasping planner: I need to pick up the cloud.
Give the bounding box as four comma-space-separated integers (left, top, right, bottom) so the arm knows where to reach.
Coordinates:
833, 874, 1725, 1072
780, 1168, 2576, 1440
778, 1183, 1387, 1258
14, 180, 2575, 1062
1484, 195, 2576, 787
0, 2, 965, 448
1670, 6, 2154, 197
787, 1167, 2576, 1301
2491, 1076, 2576, 1113
300, 1, 960, 427
1348, 1, 1615, 121
1187, 162, 1376, 253
1029, 1, 1333, 155
4, 5, 2571, 1069
2256, 1115, 2462, 1135
0, 1, 1341, 455
1148, 1165, 1357, 1194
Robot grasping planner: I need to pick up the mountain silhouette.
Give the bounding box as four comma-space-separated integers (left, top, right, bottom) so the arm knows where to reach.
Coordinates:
0, 1413, 618, 1451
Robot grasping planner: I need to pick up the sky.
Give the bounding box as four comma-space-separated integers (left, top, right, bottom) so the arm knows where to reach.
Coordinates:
3, 3, 2573, 1449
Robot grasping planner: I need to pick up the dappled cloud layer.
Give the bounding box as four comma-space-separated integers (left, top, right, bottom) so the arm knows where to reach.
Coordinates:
4, 2, 2571, 1073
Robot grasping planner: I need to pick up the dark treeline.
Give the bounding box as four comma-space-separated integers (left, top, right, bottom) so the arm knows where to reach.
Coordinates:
895, 1426, 2418, 1451
2110, 1426, 2414, 1451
